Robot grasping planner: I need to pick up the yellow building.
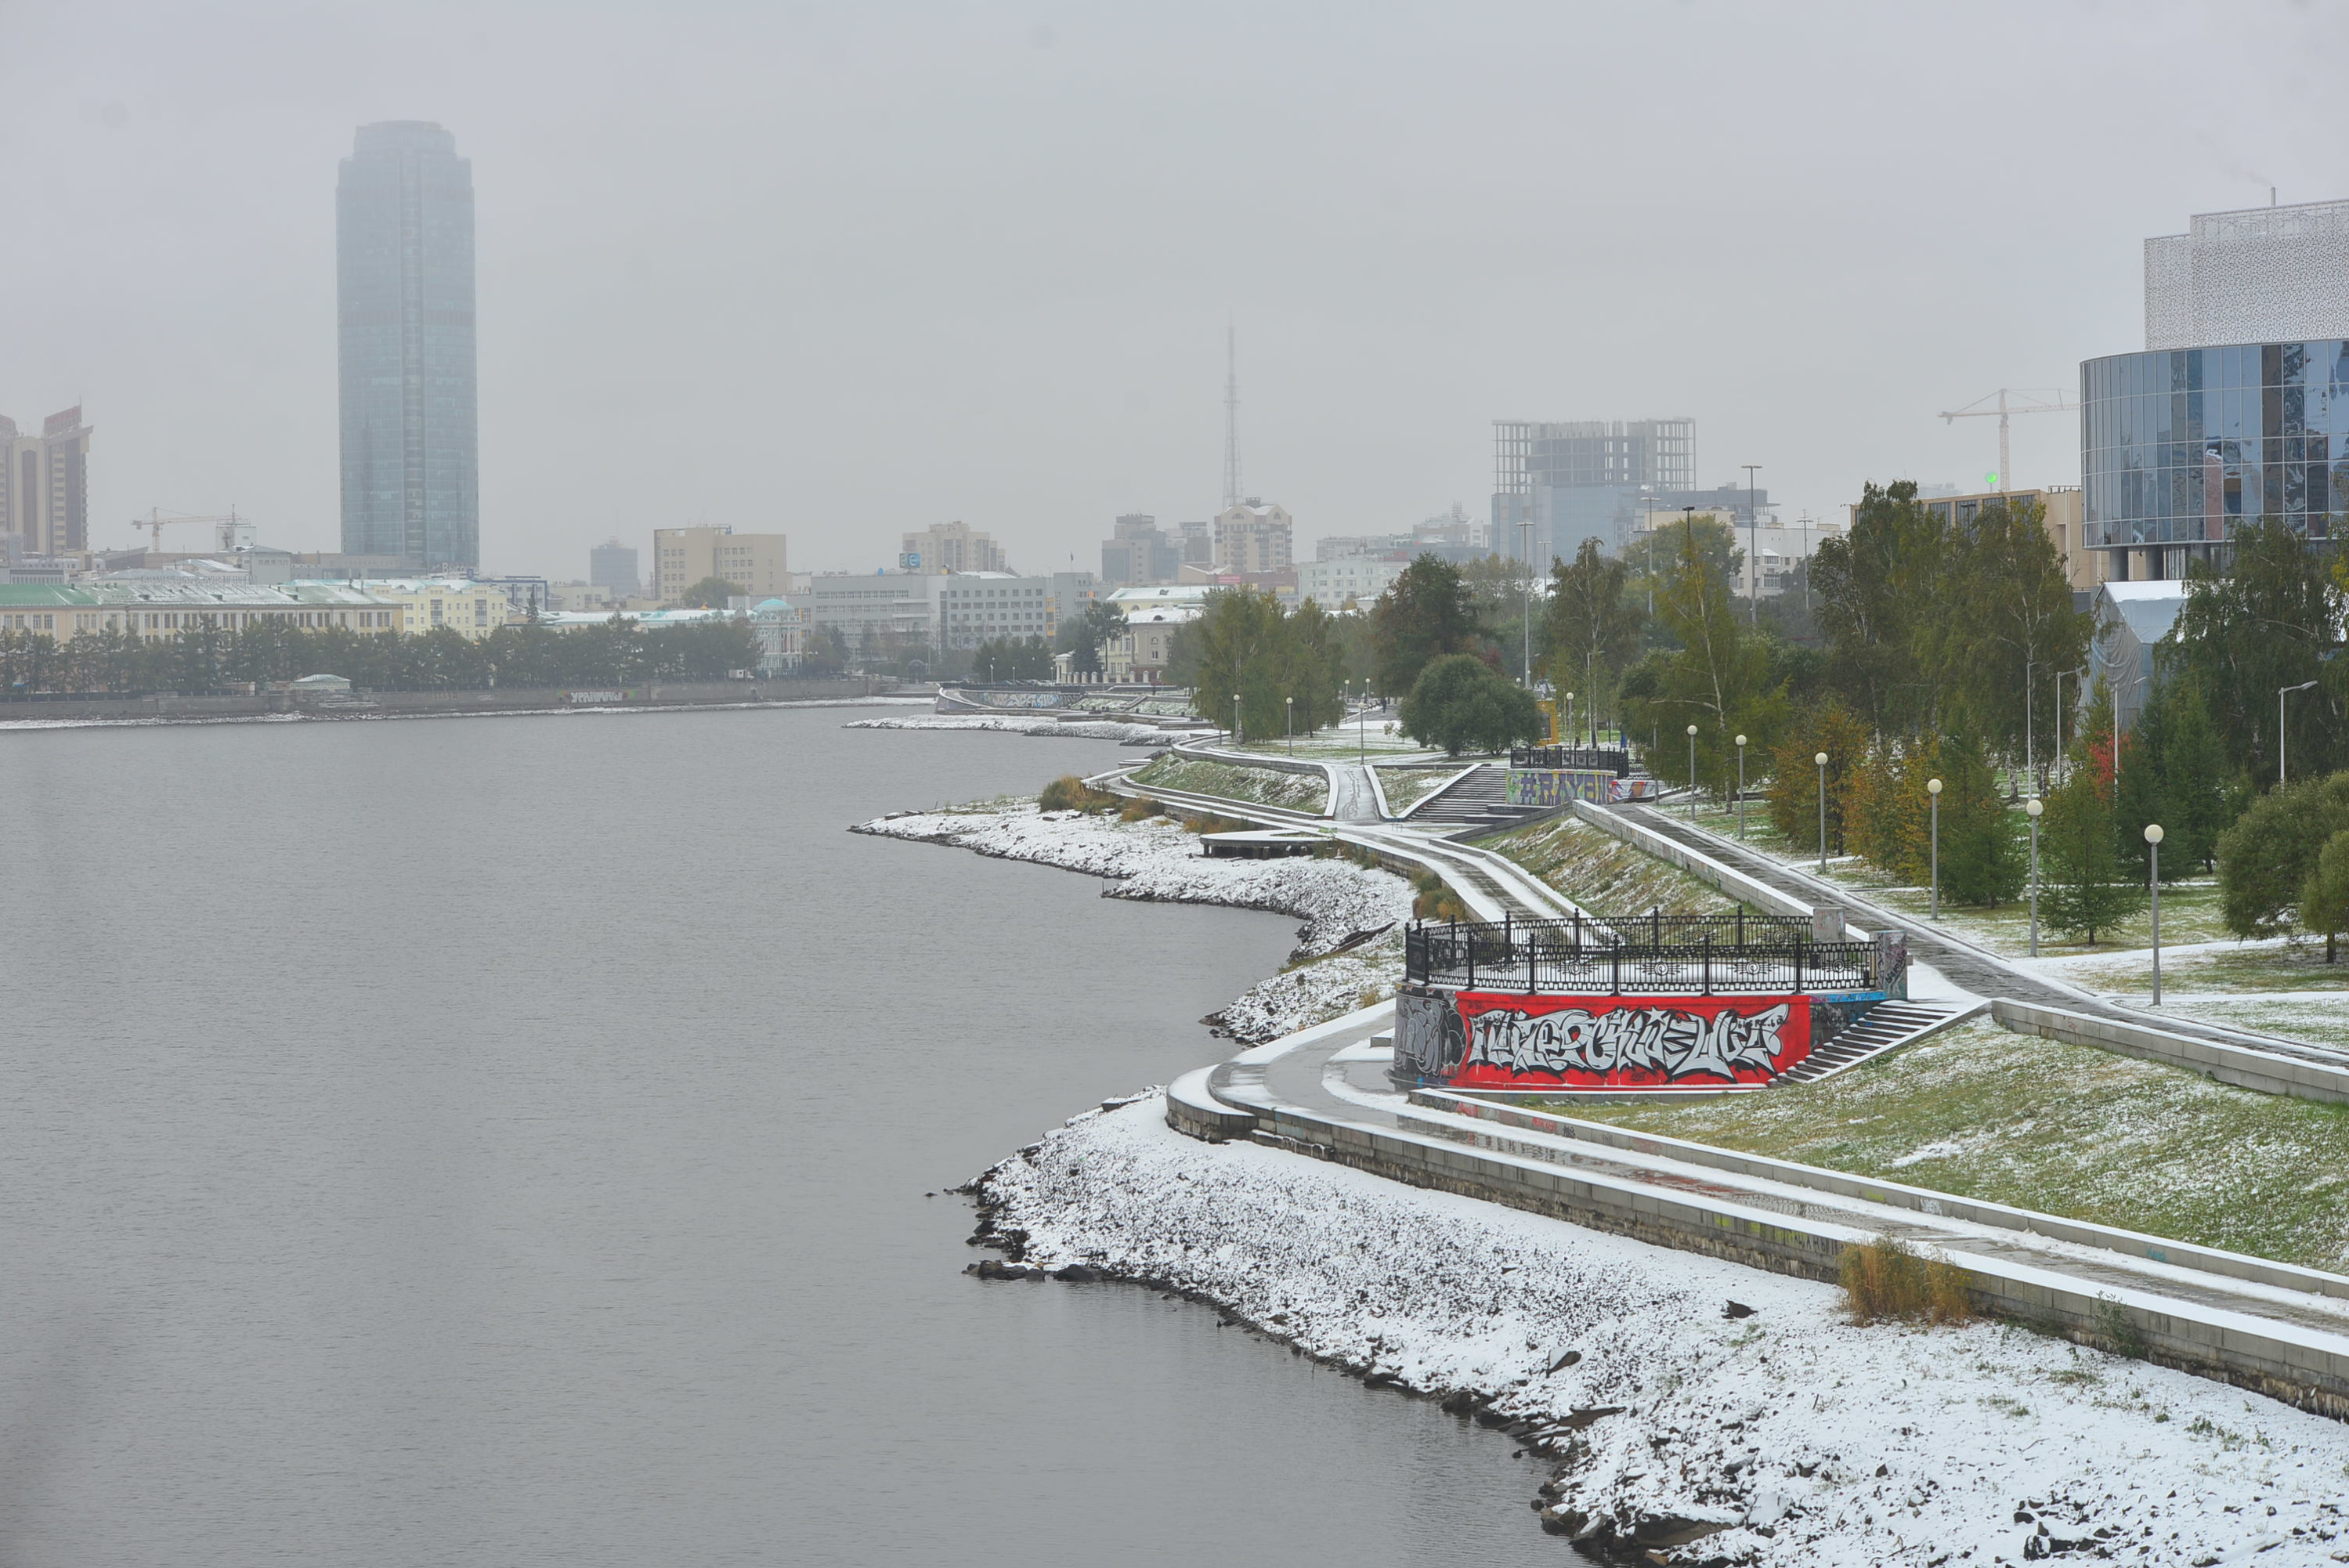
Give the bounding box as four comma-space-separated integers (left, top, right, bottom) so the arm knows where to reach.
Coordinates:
0, 580, 403, 638
1845, 487, 2101, 592
652, 526, 790, 603
356, 579, 515, 640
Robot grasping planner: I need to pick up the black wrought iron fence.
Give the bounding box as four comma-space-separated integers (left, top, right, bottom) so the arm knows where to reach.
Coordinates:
1404, 916, 1877, 995
1508, 746, 1632, 777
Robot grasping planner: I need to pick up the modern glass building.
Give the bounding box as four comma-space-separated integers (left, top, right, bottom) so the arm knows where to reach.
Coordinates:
337, 121, 478, 573
2082, 340, 2349, 579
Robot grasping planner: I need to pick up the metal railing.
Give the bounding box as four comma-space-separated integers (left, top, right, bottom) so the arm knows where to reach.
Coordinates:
1509, 746, 1632, 777
1404, 914, 1877, 995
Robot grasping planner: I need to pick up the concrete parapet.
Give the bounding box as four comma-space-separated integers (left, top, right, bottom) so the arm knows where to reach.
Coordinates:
1993, 998, 2349, 1105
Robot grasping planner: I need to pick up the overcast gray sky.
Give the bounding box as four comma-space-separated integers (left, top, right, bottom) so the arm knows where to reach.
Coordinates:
1, 1, 2337, 578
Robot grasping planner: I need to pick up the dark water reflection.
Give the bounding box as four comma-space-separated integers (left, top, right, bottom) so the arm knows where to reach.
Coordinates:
0, 709, 1558, 1565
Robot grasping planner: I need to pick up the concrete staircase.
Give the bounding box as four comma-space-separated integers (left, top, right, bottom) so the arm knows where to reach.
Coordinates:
1776, 999, 1980, 1084
1407, 764, 1548, 835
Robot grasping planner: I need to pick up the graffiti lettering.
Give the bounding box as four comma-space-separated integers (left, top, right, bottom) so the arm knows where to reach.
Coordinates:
1462, 1003, 1792, 1083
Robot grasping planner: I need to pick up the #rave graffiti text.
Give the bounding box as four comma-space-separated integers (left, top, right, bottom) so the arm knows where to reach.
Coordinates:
1462, 1002, 1793, 1082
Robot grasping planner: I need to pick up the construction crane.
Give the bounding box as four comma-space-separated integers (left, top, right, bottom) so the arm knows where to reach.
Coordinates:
130, 507, 248, 555
1937, 389, 2079, 492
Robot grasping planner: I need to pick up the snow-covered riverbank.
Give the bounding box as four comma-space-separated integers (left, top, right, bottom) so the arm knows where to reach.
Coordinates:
844, 714, 1189, 746
978, 1093, 2349, 1566
851, 800, 1410, 1040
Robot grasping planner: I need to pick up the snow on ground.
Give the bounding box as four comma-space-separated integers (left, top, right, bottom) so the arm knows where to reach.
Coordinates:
854, 801, 1411, 1039
844, 714, 1187, 744
980, 1095, 2349, 1566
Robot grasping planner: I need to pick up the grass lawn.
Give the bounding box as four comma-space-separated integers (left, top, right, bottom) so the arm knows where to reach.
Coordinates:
1128, 755, 1329, 813
1559, 1018, 2349, 1273
1231, 723, 1441, 761
1476, 814, 1738, 917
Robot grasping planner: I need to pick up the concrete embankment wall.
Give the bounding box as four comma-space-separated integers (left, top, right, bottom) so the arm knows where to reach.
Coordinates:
0, 678, 885, 724
1993, 998, 2349, 1105
1240, 1100, 2349, 1418
1567, 801, 1814, 919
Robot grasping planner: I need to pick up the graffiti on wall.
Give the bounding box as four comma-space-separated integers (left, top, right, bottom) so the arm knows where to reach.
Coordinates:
1403, 991, 1809, 1088
1503, 768, 1614, 807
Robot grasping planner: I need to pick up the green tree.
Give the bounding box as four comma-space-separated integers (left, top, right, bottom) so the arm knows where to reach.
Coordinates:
2300, 829, 2349, 963
677, 576, 743, 609
1400, 653, 1543, 757
1057, 599, 1128, 675
1932, 726, 2023, 905
2040, 762, 2145, 943
1810, 480, 1947, 736
1945, 496, 2093, 771
1621, 515, 1788, 795
2215, 771, 2349, 938
1188, 588, 1342, 741
1545, 538, 1642, 740
1368, 554, 1477, 698
971, 634, 1053, 681
1767, 702, 1871, 855
2169, 516, 2347, 783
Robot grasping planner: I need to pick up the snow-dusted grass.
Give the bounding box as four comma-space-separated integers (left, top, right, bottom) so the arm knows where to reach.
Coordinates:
1129, 754, 1329, 814
852, 800, 1408, 1041
1372, 764, 1462, 813
1568, 1018, 2349, 1272
1476, 813, 1737, 917
1231, 721, 1433, 760
981, 1093, 2349, 1565
1683, 804, 2237, 957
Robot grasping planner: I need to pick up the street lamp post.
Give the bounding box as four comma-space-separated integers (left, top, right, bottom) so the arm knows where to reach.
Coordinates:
1563, 692, 1575, 750
1285, 695, 1294, 756
1926, 776, 1943, 919
1686, 724, 1699, 820
1232, 692, 1242, 746
1814, 752, 1829, 873
1585, 650, 1595, 746
2145, 822, 2165, 1005
1734, 734, 1747, 839
2026, 796, 2044, 957
2282, 681, 2319, 783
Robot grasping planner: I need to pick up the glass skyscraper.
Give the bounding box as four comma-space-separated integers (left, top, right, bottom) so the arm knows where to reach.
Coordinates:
337, 121, 478, 572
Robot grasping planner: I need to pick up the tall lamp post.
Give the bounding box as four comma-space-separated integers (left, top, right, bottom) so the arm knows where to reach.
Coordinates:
1232, 692, 1242, 746
1925, 776, 1943, 919
1285, 695, 1294, 756
2026, 796, 2044, 957
1585, 650, 1596, 746
1686, 724, 1699, 820
1563, 692, 1575, 750
1734, 734, 1748, 840
2282, 680, 2319, 783
1814, 752, 1829, 873
2145, 822, 2165, 1004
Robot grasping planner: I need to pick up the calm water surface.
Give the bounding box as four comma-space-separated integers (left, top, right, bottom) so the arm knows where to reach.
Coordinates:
0, 708, 1556, 1565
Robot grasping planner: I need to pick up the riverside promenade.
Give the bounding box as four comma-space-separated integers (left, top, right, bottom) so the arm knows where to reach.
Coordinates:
1100, 747, 2349, 1415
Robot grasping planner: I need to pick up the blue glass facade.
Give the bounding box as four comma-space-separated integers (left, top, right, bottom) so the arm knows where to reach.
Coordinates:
337, 121, 477, 572
2082, 340, 2349, 572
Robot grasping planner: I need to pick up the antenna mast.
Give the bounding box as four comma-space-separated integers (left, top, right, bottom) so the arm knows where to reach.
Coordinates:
1221, 321, 1241, 511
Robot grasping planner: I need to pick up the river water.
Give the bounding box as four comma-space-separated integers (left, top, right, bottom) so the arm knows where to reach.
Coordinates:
0, 706, 1557, 1565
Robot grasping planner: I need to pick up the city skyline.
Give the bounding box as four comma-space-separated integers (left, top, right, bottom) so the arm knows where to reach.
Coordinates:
2, 2, 2341, 579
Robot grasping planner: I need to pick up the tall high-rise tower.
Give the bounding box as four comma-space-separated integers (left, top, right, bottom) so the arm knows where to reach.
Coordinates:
337, 121, 478, 572
0, 407, 92, 556
1221, 323, 1241, 512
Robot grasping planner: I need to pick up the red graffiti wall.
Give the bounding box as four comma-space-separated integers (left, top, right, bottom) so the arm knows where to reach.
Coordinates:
1439, 992, 1811, 1089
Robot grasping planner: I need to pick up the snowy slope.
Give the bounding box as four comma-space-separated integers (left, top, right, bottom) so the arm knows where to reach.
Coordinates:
979, 1095, 2349, 1566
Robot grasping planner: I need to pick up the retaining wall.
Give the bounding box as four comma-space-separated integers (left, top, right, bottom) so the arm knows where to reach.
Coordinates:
0, 678, 882, 724
1567, 801, 1815, 920
1993, 998, 2349, 1105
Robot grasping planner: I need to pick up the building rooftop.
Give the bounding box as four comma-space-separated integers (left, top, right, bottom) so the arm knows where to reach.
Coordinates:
0, 581, 397, 609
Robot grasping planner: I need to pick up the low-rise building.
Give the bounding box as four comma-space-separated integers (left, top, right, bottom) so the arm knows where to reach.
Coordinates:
940, 572, 1053, 649
1105, 602, 1196, 683
810, 571, 942, 652
0, 580, 403, 638
356, 579, 515, 640
750, 597, 806, 675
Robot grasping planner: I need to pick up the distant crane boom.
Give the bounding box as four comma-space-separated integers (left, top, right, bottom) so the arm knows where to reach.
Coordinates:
1937, 388, 2079, 492
129, 506, 246, 555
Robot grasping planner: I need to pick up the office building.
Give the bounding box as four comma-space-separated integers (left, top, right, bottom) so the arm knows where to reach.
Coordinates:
651, 526, 790, 602
900, 521, 1006, 575
0, 407, 92, 557
940, 573, 1054, 649
1491, 418, 1694, 566
360, 578, 515, 639
591, 539, 641, 598
1298, 555, 1408, 609
0, 580, 403, 638
1100, 514, 1181, 586
810, 572, 943, 652
1174, 518, 1213, 565
1912, 487, 2094, 591
2083, 198, 2349, 580
1213, 501, 1292, 574
337, 121, 479, 572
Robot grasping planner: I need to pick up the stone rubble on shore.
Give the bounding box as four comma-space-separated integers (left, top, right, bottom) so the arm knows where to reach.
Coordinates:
854, 801, 1411, 1040
976, 1093, 2349, 1566
844, 714, 1180, 745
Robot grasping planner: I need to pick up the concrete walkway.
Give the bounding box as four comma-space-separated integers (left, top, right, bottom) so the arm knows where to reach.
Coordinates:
1176, 1006, 2349, 1414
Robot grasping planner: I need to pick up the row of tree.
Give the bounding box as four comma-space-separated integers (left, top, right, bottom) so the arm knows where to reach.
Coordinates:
0, 616, 764, 695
